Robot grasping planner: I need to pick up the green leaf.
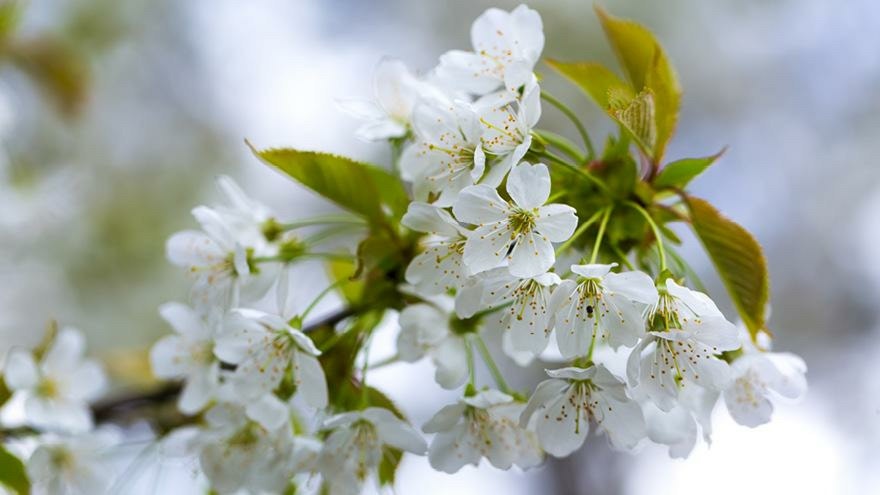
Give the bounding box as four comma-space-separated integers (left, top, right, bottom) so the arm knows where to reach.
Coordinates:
653, 149, 726, 189
0, 446, 29, 495
248, 143, 409, 225
688, 197, 769, 339
545, 59, 633, 108
595, 6, 681, 161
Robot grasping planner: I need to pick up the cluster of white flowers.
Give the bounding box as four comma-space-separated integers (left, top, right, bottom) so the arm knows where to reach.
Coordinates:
0, 5, 809, 495
1, 327, 122, 494
144, 5, 808, 493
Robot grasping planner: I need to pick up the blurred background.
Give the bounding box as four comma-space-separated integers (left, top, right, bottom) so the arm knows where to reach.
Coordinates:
1, 0, 878, 493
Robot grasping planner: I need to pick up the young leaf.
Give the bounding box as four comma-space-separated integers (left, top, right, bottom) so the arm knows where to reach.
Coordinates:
595, 6, 681, 161
0, 446, 29, 495
688, 196, 769, 339
609, 89, 655, 155
544, 59, 633, 108
653, 148, 726, 189
248, 143, 409, 225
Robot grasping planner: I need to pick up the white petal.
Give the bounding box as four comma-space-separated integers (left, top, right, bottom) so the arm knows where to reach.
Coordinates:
431, 338, 469, 389
428, 423, 481, 473
423, 403, 467, 433
364, 408, 427, 454
41, 327, 85, 375
765, 352, 808, 399
536, 386, 588, 457
159, 302, 210, 340
510, 5, 545, 61
534, 204, 578, 242
453, 185, 509, 225
506, 162, 550, 209
571, 263, 616, 279
508, 232, 554, 278
355, 119, 407, 141
64, 361, 106, 402
178, 366, 216, 414
463, 222, 512, 275
165, 230, 223, 267
336, 98, 384, 120
402, 202, 462, 237
293, 351, 328, 409
592, 389, 646, 450
519, 378, 567, 427
604, 270, 659, 305
4, 349, 39, 389
246, 393, 289, 430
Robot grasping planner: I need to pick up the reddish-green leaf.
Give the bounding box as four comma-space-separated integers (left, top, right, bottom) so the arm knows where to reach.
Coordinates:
688, 197, 769, 339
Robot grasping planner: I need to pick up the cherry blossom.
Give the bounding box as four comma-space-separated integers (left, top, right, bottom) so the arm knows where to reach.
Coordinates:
401, 202, 470, 296
435, 5, 544, 95
521, 365, 646, 456
319, 407, 426, 495
627, 279, 740, 411
424, 389, 542, 473
4, 327, 106, 433
453, 162, 577, 278
551, 263, 658, 358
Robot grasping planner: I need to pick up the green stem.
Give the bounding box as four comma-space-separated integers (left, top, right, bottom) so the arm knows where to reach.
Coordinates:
556, 207, 607, 256
368, 353, 399, 370
532, 129, 585, 163
611, 243, 635, 270
541, 91, 595, 159
626, 201, 667, 271
589, 207, 613, 264
281, 216, 365, 230
474, 334, 511, 394
535, 150, 611, 195
300, 278, 347, 322
465, 337, 476, 388
359, 327, 376, 408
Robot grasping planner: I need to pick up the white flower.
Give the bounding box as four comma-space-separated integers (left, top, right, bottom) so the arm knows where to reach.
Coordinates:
642, 384, 718, 459
424, 389, 542, 473
477, 267, 561, 354
214, 309, 328, 412
453, 162, 577, 278
434, 5, 544, 95
338, 58, 431, 141
520, 365, 646, 456
723, 337, 807, 427
166, 207, 253, 311
397, 302, 470, 389
196, 403, 305, 494
400, 100, 486, 206
551, 264, 658, 358
319, 407, 426, 495
402, 202, 470, 296
476, 82, 541, 178
212, 175, 276, 247
150, 302, 220, 415
627, 279, 739, 411
4, 327, 106, 433
27, 429, 120, 495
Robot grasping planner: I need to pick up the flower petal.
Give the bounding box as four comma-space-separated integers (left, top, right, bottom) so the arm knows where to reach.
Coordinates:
506, 162, 550, 209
